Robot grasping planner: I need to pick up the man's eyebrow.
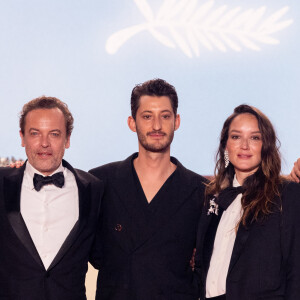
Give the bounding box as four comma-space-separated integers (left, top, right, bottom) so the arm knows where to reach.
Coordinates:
141, 110, 153, 113
28, 128, 62, 132
141, 109, 172, 113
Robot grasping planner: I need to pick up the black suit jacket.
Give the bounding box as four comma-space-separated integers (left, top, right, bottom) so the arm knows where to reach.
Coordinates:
89, 153, 207, 300
0, 160, 103, 300
195, 181, 300, 300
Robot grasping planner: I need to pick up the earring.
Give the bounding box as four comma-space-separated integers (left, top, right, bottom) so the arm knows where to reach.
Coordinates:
224, 150, 229, 168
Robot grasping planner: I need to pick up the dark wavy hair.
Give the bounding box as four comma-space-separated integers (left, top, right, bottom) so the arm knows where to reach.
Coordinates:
206, 104, 282, 225
130, 78, 178, 120
20, 96, 74, 137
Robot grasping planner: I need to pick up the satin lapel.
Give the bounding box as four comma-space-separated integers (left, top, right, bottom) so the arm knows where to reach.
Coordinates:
227, 222, 251, 275
3, 164, 44, 268
48, 160, 91, 270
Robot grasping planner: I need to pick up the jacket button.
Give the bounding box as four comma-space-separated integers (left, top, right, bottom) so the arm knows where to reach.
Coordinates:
114, 224, 122, 232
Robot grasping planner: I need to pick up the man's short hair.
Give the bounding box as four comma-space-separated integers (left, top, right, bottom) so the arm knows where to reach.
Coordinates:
19, 96, 74, 136
131, 79, 178, 120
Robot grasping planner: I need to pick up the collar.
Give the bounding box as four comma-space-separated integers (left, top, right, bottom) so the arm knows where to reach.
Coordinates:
233, 174, 241, 188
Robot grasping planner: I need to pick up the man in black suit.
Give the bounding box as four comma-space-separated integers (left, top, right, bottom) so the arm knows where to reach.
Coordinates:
0, 96, 103, 300
89, 79, 207, 300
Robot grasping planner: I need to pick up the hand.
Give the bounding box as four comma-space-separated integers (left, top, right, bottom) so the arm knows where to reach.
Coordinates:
289, 158, 300, 183
9, 160, 24, 168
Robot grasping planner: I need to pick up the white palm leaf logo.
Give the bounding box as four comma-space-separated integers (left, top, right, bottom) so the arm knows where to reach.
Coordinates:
106, 0, 293, 57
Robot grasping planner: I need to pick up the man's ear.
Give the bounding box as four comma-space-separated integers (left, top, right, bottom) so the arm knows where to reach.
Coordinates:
174, 114, 180, 131
65, 134, 71, 149
127, 116, 137, 132
20, 130, 25, 147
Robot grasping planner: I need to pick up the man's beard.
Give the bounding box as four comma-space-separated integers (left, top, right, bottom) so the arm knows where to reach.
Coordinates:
136, 128, 174, 153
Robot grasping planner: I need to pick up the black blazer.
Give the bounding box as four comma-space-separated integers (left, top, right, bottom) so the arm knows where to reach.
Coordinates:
0, 160, 103, 300
89, 153, 207, 300
195, 181, 300, 300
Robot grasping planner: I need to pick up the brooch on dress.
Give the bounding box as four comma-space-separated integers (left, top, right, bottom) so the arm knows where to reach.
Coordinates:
207, 197, 219, 216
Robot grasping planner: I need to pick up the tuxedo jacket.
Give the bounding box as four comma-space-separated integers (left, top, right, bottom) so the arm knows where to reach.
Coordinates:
89, 153, 207, 300
195, 181, 300, 300
0, 160, 103, 300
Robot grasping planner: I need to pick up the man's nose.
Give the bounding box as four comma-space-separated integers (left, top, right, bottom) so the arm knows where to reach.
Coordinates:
152, 117, 162, 130
41, 135, 50, 147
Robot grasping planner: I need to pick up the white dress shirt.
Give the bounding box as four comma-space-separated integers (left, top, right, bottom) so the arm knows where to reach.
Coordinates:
206, 175, 243, 298
20, 162, 79, 269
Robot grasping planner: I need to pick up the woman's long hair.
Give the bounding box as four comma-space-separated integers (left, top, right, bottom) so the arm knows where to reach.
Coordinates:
206, 105, 282, 225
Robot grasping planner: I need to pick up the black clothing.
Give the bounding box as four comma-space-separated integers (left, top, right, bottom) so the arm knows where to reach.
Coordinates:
195, 181, 300, 300
89, 153, 207, 300
0, 160, 103, 300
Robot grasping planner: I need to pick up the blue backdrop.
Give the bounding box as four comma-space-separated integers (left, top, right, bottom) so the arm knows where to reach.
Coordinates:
0, 0, 299, 174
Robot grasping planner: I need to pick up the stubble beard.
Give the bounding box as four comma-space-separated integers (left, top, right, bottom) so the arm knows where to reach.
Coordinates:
136, 128, 174, 153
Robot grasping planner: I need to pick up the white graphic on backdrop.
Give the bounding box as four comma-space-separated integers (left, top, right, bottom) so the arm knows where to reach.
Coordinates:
106, 0, 293, 58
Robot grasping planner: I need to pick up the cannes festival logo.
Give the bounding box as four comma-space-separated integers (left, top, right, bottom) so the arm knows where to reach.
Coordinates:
106, 0, 293, 57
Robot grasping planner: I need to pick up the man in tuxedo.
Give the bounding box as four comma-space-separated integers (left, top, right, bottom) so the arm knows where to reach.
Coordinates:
0, 96, 103, 300
89, 79, 207, 300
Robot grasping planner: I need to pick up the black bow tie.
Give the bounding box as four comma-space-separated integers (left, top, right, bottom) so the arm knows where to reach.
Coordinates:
33, 172, 65, 191
215, 186, 244, 210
